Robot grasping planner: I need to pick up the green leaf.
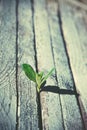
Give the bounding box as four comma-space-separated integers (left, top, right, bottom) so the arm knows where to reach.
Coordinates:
41, 67, 55, 84
22, 64, 36, 82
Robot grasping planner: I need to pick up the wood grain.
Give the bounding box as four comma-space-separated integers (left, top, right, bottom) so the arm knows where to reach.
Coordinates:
59, 0, 87, 129
18, 0, 39, 129
0, 0, 16, 129
34, 0, 64, 129
47, 0, 74, 91
47, 0, 84, 129
70, 6, 87, 129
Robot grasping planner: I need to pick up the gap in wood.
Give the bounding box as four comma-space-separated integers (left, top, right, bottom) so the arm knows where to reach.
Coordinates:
16, 0, 19, 129
31, 0, 43, 129
58, 3, 86, 130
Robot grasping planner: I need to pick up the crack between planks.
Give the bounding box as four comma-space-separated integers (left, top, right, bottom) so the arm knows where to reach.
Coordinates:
31, 0, 38, 73
30, 0, 43, 130
45, 1, 65, 130
58, 3, 86, 130
16, 0, 19, 130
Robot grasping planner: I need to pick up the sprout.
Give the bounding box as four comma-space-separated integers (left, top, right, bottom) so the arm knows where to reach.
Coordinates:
22, 64, 55, 93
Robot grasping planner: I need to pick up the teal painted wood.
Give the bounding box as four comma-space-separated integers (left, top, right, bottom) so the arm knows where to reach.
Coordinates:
34, 0, 64, 130
0, 0, 16, 129
47, 0, 84, 130
18, 0, 39, 130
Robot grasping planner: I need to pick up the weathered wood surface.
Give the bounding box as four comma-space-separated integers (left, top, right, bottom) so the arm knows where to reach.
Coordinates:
34, 0, 64, 129
0, 0, 87, 129
59, 0, 87, 129
18, 0, 39, 129
70, 5, 87, 129
47, 0, 84, 129
0, 0, 16, 129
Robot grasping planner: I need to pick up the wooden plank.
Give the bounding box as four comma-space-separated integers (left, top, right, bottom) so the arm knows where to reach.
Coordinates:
47, 0, 84, 130
47, 0, 74, 91
34, 0, 64, 129
18, 0, 39, 129
59, 0, 87, 129
70, 7, 87, 129
0, 0, 16, 129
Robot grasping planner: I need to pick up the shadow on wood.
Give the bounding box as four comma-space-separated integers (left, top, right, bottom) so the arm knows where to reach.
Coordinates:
40, 85, 79, 96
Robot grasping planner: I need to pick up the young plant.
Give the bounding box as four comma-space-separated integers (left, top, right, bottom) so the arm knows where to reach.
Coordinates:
22, 63, 55, 93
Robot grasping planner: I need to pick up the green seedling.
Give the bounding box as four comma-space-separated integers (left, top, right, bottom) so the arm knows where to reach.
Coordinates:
22, 63, 55, 93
